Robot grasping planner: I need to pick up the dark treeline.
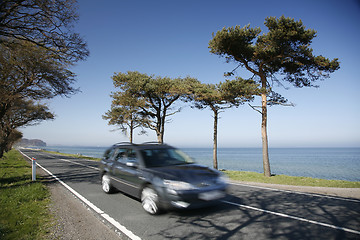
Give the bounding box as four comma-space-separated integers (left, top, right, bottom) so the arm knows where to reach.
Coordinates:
0, 0, 89, 158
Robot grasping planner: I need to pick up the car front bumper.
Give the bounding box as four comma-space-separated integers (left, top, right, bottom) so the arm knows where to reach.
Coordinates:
158, 184, 228, 210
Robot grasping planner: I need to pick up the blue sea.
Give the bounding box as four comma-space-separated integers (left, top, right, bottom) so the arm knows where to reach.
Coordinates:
42, 146, 360, 182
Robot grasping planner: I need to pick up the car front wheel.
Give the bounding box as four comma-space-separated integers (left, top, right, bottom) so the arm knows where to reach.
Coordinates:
102, 174, 114, 194
141, 186, 160, 215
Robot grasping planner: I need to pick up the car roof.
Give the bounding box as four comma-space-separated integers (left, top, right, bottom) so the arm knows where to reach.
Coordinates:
110, 142, 174, 150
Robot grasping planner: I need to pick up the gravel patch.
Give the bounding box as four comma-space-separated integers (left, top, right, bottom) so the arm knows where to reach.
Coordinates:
46, 181, 123, 240
32, 164, 123, 240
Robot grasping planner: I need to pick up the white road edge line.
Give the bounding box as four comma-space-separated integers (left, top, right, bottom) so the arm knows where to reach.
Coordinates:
19, 150, 141, 240
230, 181, 360, 203
222, 200, 360, 235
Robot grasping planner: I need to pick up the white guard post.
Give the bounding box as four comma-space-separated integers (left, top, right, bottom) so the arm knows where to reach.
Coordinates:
32, 157, 36, 181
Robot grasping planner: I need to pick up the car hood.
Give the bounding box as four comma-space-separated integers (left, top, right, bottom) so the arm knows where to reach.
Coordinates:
145, 164, 220, 182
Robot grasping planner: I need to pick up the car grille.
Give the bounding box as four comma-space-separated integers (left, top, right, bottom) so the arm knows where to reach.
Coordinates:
195, 180, 216, 188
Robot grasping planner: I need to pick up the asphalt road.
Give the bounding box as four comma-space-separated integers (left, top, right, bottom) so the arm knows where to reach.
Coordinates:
20, 149, 360, 240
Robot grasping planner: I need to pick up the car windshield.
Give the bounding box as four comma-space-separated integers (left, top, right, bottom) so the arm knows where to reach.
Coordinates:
141, 148, 194, 168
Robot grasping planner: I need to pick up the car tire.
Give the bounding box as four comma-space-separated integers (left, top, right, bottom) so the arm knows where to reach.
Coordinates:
102, 174, 114, 194
141, 186, 161, 215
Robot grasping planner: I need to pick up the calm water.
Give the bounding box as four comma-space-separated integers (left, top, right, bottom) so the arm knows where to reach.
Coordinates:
42, 146, 360, 182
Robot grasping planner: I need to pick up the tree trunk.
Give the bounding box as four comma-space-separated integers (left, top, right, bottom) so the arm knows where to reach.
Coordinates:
129, 120, 133, 143
158, 108, 166, 144
0, 134, 8, 159
213, 109, 218, 169
160, 118, 165, 144
0, 147, 4, 159
261, 77, 271, 177
0, 102, 10, 123
156, 114, 164, 144
157, 133, 163, 144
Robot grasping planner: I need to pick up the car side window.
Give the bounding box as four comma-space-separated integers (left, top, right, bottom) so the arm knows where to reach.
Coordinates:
127, 149, 137, 161
114, 148, 127, 163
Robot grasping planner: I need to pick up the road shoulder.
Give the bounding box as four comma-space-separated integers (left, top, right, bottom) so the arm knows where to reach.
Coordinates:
36, 169, 122, 240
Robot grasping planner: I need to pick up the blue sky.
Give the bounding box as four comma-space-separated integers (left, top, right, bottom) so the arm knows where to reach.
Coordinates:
22, 0, 360, 148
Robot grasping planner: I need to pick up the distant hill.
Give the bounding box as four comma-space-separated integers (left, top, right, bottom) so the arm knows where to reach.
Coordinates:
17, 138, 47, 147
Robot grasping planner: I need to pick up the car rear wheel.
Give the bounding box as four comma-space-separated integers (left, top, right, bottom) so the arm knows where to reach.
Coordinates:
102, 174, 114, 194
141, 186, 160, 215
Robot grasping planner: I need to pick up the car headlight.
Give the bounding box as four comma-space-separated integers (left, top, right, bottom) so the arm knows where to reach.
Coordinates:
163, 180, 195, 191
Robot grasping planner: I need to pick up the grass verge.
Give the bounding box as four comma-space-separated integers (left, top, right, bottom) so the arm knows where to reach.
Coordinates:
224, 170, 360, 188
0, 150, 51, 240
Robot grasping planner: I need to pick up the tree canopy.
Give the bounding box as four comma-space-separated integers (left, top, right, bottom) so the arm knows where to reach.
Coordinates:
0, 98, 54, 157
0, 0, 89, 63
103, 91, 147, 143
188, 78, 259, 169
108, 71, 196, 143
209, 16, 339, 176
0, 0, 88, 155
0, 41, 77, 151
0, 41, 77, 112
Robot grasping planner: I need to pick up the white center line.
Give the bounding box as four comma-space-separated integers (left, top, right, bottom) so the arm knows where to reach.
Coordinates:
60, 158, 99, 170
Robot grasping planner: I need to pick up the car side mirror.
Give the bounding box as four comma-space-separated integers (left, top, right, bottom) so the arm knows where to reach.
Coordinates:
126, 160, 139, 168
